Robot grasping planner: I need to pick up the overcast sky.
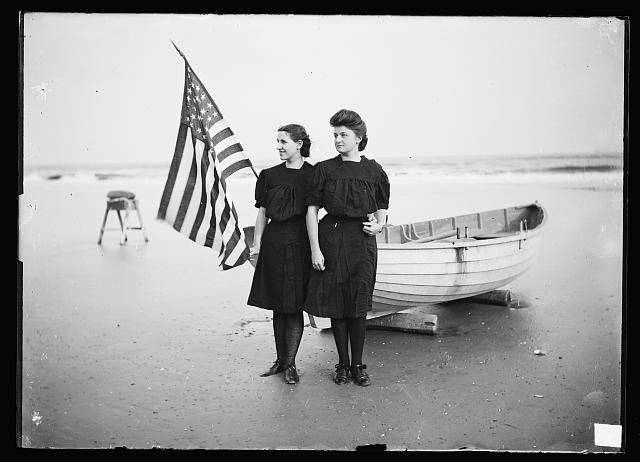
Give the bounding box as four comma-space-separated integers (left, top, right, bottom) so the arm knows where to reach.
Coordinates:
22, 14, 625, 167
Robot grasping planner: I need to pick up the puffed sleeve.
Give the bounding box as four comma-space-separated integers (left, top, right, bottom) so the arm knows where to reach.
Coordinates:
304, 162, 325, 207
375, 166, 390, 210
254, 169, 268, 208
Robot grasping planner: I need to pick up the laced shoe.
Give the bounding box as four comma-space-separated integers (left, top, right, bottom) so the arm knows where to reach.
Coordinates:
260, 359, 284, 377
334, 363, 350, 385
350, 364, 370, 387
283, 364, 299, 384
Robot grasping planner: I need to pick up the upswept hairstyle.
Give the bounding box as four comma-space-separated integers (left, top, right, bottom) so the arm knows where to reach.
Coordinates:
329, 109, 368, 152
278, 124, 312, 158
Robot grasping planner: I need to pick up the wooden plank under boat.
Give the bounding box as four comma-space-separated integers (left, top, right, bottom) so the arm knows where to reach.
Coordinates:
243, 202, 546, 327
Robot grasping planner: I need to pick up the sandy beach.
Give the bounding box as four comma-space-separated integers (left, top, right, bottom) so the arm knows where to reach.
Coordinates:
18, 171, 624, 451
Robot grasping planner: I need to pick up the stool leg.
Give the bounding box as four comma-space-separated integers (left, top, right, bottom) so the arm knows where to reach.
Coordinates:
98, 206, 109, 244
120, 209, 131, 245
134, 201, 149, 242
116, 210, 126, 245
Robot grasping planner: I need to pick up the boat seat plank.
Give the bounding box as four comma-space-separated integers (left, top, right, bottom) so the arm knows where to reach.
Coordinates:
474, 231, 519, 239
409, 229, 458, 244
430, 237, 477, 243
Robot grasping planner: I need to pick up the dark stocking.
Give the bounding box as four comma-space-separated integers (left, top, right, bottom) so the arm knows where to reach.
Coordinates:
347, 316, 367, 366
283, 312, 304, 367
272, 312, 287, 363
330, 318, 350, 365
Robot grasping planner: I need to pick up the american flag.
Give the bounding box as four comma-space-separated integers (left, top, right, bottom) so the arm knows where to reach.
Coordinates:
158, 44, 255, 270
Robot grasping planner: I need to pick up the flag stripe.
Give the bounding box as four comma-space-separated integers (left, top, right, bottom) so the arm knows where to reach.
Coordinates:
218, 149, 247, 168
204, 161, 222, 248
213, 172, 229, 248
173, 139, 199, 231
218, 194, 233, 235
217, 142, 243, 162
188, 143, 211, 241
194, 152, 217, 245
158, 123, 188, 219
210, 126, 233, 147
180, 140, 209, 238
216, 179, 246, 267
212, 133, 238, 157
222, 158, 253, 180
216, 180, 236, 263
208, 118, 229, 139
223, 230, 242, 264
205, 161, 222, 248
163, 134, 195, 226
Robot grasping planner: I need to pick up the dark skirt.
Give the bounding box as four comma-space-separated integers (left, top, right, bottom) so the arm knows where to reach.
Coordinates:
247, 215, 311, 313
304, 215, 378, 319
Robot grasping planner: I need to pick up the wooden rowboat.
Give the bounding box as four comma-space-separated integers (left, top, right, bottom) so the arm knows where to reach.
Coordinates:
244, 202, 546, 326
371, 202, 546, 315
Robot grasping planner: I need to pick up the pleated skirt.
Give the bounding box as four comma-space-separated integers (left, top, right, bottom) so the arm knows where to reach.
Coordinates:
304, 215, 378, 319
247, 215, 311, 313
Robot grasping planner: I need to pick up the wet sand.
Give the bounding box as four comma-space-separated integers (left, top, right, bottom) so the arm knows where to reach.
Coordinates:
18, 174, 623, 451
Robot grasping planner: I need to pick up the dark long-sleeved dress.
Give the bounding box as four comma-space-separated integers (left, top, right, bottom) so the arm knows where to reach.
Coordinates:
304, 155, 390, 319
247, 161, 314, 313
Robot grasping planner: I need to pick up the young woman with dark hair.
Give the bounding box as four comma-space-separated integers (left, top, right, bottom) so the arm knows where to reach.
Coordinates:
247, 124, 314, 385
304, 109, 390, 386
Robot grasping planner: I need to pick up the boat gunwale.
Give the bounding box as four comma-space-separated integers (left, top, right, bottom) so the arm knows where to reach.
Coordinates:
378, 203, 547, 250
378, 226, 543, 251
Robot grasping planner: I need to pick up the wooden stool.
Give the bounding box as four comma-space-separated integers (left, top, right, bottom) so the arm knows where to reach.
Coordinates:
98, 190, 149, 245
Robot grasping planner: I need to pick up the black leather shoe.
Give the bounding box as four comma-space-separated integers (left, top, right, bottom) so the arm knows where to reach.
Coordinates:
260, 360, 284, 377
283, 364, 299, 384
334, 363, 350, 385
350, 364, 370, 387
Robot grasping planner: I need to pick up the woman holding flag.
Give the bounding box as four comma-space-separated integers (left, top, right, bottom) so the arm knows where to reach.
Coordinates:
247, 124, 314, 385
304, 109, 390, 387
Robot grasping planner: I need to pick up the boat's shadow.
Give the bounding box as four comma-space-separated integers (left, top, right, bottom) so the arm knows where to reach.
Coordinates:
431, 293, 532, 337
311, 291, 533, 337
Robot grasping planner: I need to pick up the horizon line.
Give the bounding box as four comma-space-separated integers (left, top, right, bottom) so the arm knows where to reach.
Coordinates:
22, 151, 623, 170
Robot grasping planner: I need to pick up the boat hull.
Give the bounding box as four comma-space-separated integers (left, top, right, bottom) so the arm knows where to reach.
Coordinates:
371, 203, 545, 312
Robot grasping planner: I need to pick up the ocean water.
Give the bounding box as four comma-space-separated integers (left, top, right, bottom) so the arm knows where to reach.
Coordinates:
22, 153, 624, 190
